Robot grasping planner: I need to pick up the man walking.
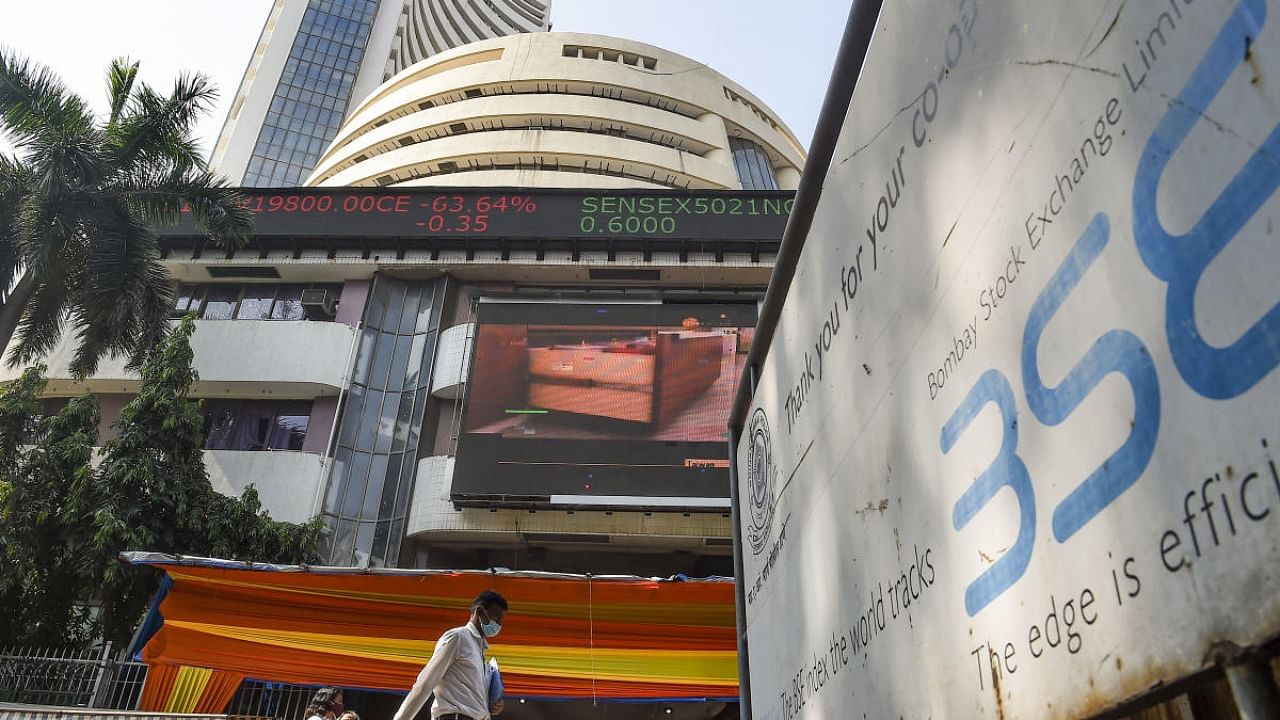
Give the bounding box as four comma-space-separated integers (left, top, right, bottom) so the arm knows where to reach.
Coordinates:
393, 590, 508, 720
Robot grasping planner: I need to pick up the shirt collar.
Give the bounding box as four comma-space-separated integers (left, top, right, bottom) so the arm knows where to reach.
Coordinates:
464, 621, 489, 649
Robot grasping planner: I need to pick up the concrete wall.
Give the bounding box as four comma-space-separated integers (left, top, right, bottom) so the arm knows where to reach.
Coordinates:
308, 32, 804, 190
351, 0, 412, 113
392, 0, 551, 73
303, 396, 339, 454
336, 279, 371, 327
429, 322, 472, 399
0, 320, 357, 398
204, 449, 325, 525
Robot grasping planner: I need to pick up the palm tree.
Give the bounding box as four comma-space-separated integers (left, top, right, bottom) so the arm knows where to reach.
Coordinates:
0, 52, 253, 377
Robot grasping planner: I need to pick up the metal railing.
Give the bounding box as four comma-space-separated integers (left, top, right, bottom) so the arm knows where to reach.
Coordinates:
0, 645, 326, 720
0, 645, 145, 712
224, 681, 318, 720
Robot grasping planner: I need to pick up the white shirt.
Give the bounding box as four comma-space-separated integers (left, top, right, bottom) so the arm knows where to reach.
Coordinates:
393, 623, 490, 720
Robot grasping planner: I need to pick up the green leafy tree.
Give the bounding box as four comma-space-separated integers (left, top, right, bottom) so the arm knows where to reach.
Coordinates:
0, 368, 101, 647
0, 52, 252, 377
0, 318, 321, 648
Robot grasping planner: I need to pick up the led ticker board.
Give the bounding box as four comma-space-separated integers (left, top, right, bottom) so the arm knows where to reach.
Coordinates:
159, 188, 794, 241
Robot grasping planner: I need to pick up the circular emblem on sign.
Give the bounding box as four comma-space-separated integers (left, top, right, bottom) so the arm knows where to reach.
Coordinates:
746, 407, 775, 555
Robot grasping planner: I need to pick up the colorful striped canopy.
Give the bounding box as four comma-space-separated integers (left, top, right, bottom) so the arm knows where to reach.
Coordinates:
123, 554, 738, 704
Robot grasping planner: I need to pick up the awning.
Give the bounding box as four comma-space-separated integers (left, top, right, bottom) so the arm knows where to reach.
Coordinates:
121, 553, 738, 703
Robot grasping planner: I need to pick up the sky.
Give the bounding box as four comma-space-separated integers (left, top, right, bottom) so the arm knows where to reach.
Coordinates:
0, 1, 850, 161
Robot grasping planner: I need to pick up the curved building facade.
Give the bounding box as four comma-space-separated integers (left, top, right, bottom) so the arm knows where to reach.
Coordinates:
306, 32, 806, 190
390, 0, 551, 73
209, 0, 551, 187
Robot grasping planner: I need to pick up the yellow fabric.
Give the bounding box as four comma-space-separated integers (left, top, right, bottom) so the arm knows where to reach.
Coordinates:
164, 665, 212, 713
166, 620, 737, 686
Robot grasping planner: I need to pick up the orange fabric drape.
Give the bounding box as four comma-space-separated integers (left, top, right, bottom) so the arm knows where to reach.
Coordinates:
133, 559, 738, 701
139, 662, 245, 713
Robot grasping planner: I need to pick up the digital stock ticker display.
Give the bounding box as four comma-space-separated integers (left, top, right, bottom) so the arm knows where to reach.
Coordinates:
162, 188, 795, 242
452, 302, 758, 510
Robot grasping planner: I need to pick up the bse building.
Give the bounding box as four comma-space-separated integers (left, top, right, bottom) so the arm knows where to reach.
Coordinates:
0, 15, 803, 720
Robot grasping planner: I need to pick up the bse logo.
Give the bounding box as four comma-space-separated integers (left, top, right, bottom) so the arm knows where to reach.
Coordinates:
746, 407, 776, 555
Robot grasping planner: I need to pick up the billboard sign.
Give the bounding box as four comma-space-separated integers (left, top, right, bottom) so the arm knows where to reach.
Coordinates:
736, 0, 1280, 717
455, 302, 756, 509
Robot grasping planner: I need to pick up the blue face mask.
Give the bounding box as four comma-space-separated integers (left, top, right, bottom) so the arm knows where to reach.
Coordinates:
479, 610, 502, 638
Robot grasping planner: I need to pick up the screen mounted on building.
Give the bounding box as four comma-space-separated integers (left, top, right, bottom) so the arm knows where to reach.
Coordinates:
452, 302, 756, 510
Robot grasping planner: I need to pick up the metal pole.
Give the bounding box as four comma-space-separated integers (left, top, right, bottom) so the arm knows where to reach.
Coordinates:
312, 316, 363, 520
728, 0, 888, 433
724, 2, 888, 716
1223, 657, 1280, 720
727, 422, 752, 718
88, 642, 112, 709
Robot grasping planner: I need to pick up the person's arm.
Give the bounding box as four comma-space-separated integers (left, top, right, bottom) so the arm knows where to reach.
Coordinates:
392, 631, 458, 720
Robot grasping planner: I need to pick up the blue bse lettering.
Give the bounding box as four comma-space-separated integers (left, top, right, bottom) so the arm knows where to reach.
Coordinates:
942, 0, 1280, 616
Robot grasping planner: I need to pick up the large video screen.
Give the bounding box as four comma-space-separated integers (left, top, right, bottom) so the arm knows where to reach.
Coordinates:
452, 302, 757, 510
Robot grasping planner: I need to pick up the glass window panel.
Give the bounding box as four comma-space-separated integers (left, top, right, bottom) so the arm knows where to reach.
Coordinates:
385, 518, 404, 566
202, 400, 240, 450
407, 387, 430, 445
381, 282, 406, 331
379, 452, 405, 518
415, 286, 438, 333
202, 286, 238, 320
270, 412, 310, 450
390, 392, 415, 453
754, 157, 769, 190
318, 513, 339, 561
743, 147, 761, 188
367, 332, 396, 390
369, 520, 392, 568
365, 281, 388, 330
236, 287, 275, 319
352, 522, 376, 566
339, 451, 371, 519
351, 328, 377, 386
324, 447, 351, 512
373, 391, 397, 454
278, 400, 313, 416
272, 285, 305, 319
386, 334, 413, 392
229, 403, 274, 450
756, 150, 778, 189
338, 384, 364, 447
405, 334, 427, 388
398, 285, 421, 334
393, 453, 417, 517
174, 285, 200, 315
331, 518, 358, 566
361, 454, 389, 520
355, 389, 383, 451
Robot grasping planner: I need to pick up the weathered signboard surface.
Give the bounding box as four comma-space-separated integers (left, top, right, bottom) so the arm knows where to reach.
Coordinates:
736, 0, 1280, 717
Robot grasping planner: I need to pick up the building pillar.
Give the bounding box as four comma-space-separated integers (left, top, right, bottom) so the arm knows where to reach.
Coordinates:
698, 112, 734, 183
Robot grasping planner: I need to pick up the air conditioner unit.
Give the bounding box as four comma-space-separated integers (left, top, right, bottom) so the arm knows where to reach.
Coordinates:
300, 288, 336, 319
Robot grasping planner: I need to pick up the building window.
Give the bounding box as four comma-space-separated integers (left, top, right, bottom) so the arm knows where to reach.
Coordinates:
172, 284, 341, 321
241, 0, 380, 187
729, 136, 780, 191
562, 44, 658, 70
202, 399, 313, 451
320, 276, 446, 568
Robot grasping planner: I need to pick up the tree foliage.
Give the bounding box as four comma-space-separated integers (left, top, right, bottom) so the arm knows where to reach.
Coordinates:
0, 52, 253, 377
0, 317, 320, 648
